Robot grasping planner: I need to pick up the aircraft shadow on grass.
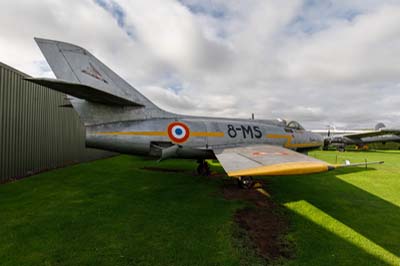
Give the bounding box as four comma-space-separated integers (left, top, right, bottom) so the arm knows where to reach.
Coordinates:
264, 167, 400, 265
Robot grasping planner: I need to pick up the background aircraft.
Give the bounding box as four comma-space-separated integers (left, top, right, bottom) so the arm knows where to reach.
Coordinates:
26, 38, 382, 187
313, 123, 400, 151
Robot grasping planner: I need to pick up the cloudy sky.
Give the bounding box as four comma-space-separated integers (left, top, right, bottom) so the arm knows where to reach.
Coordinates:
1, 0, 400, 129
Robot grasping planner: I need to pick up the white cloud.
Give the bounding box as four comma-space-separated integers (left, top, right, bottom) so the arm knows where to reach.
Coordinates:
283, 5, 400, 84
1, 0, 400, 129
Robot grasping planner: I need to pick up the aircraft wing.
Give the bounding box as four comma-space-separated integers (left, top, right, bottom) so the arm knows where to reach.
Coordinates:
344, 129, 400, 140
214, 144, 333, 176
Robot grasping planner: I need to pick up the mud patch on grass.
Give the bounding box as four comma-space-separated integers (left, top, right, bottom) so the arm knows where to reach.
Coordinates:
223, 179, 294, 262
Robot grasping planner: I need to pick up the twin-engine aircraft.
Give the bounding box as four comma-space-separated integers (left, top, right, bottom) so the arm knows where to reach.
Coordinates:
27, 38, 382, 187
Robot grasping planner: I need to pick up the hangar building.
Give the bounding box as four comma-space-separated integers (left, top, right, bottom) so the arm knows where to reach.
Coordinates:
0, 62, 113, 182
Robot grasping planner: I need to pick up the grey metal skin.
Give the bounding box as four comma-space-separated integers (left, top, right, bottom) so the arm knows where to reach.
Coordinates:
85, 118, 324, 160
30, 38, 324, 161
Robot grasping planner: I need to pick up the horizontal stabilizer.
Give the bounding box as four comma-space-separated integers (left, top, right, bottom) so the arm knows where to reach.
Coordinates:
25, 78, 143, 107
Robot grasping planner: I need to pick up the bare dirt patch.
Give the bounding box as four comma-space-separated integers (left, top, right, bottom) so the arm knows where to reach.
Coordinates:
222, 179, 294, 261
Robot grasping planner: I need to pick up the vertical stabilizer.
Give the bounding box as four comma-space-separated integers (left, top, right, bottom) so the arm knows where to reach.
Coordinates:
34, 38, 173, 125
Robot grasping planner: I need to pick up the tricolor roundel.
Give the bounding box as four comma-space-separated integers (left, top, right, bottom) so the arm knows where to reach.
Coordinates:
167, 122, 190, 143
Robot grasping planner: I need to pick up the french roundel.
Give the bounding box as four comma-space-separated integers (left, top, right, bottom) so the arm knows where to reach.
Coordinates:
167, 122, 190, 143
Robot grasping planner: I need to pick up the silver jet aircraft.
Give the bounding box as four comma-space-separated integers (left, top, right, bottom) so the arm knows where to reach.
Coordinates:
26, 38, 382, 187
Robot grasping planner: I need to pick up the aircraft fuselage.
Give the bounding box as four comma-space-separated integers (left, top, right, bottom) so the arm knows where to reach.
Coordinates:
86, 117, 323, 159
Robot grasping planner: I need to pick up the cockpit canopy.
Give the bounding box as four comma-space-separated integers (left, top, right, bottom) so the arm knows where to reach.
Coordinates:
286, 121, 305, 131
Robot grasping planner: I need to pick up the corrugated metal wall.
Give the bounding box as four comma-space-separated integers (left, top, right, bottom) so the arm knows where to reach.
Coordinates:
0, 62, 113, 182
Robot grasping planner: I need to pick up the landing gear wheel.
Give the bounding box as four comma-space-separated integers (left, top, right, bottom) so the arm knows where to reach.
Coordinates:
239, 176, 253, 189
196, 160, 211, 176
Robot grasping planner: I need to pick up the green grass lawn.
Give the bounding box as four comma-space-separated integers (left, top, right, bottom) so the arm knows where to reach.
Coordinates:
0, 150, 399, 266
0, 156, 263, 266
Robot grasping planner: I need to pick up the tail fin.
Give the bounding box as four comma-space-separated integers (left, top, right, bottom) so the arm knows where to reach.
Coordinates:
33, 38, 171, 124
